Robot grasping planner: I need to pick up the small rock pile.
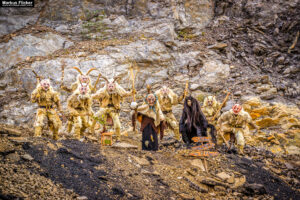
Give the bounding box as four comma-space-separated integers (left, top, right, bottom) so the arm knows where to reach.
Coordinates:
243, 97, 300, 154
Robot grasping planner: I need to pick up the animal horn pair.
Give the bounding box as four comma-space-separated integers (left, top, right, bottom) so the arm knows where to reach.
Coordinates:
73, 67, 97, 75
100, 74, 121, 83
113, 75, 122, 83
100, 74, 109, 82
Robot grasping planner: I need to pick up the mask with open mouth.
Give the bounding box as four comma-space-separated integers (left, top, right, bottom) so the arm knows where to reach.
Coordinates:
41, 79, 50, 91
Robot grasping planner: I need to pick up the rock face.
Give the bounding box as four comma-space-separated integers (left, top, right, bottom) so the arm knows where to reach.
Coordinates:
0, 0, 215, 127
0, 33, 73, 68
0, 0, 299, 158
0, 1, 44, 37
243, 97, 300, 155
198, 59, 230, 90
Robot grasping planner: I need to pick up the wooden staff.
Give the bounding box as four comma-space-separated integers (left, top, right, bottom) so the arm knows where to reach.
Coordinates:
212, 91, 231, 148
92, 73, 102, 93
212, 91, 231, 121
129, 63, 138, 131
60, 61, 65, 88
184, 80, 189, 98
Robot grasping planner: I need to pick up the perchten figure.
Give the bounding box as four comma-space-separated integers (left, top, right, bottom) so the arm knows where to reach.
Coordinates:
217, 104, 258, 155
155, 86, 185, 141
31, 79, 62, 140
67, 85, 93, 140
61, 67, 97, 93
179, 96, 216, 146
202, 96, 221, 123
130, 87, 165, 151
91, 76, 134, 141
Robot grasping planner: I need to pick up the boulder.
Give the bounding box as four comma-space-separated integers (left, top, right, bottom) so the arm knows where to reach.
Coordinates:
216, 172, 231, 181
190, 159, 206, 171
21, 154, 34, 161
0, 33, 73, 68
198, 59, 230, 89
131, 156, 150, 166
112, 142, 138, 149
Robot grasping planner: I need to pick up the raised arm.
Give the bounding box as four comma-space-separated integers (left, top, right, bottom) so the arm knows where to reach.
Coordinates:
31, 87, 40, 103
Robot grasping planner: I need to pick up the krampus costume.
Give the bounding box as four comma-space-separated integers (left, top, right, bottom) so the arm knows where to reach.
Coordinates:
130, 90, 165, 151
202, 96, 221, 123
91, 76, 133, 141
67, 85, 93, 140
179, 96, 216, 145
31, 79, 62, 140
217, 104, 258, 154
61, 67, 96, 93
155, 86, 184, 140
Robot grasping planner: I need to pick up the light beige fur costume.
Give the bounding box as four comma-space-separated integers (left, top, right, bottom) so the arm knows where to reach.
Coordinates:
217, 109, 256, 154
61, 74, 94, 93
91, 82, 132, 140
31, 81, 62, 140
155, 88, 183, 140
67, 87, 93, 140
202, 96, 221, 123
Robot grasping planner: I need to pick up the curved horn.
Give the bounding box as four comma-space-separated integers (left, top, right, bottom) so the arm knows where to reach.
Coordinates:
73, 67, 83, 75
86, 67, 97, 75
100, 75, 109, 82
113, 75, 122, 83
147, 84, 151, 94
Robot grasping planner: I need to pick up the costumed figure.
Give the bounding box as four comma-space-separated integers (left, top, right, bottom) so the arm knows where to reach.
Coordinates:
130, 86, 165, 151
61, 66, 99, 135
31, 79, 62, 140
179, 96, 216, 146
67, 85, 93, 140
91, 75, 134, 141
155, 86, 186, 141
217, 104, 258, 155
61, 67, 97, 93
202, 96, 221, 123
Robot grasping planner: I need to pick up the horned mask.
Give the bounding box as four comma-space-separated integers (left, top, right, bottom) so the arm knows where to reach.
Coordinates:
40, 79, 51, 91
100, 75, 122, 94
204, 96, 217, 107
161, 86, 169, 97
73, 67, 96, 87
78, 85, 89, 101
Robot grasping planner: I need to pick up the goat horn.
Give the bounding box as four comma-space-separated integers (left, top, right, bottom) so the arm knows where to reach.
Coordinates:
113, 75, 122, 83
101, 76, 109, 82
73, 67, 83, 75
86, 67, 97, 75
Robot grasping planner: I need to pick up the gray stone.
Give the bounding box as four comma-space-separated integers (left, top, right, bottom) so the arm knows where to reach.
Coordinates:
216, 172, 231, 181
190, 159, 206, 171
0, 33, 73, 68
112, 142, 138, 149
22, 154, 34, 161
198, 59, 230, 88
6, 153, 20, 162
131, 156, 150, 166
190, 84, 200, 91
234, 91, 242, 96
77, 196, 88, 200
0, 13, 39, 37
207, 43, 227, 50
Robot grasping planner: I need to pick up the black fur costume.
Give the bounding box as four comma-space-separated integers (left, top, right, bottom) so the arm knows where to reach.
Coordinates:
179, 96, 216, 145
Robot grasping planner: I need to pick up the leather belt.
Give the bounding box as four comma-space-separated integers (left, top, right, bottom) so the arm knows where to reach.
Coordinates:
39, 106, 53, 109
